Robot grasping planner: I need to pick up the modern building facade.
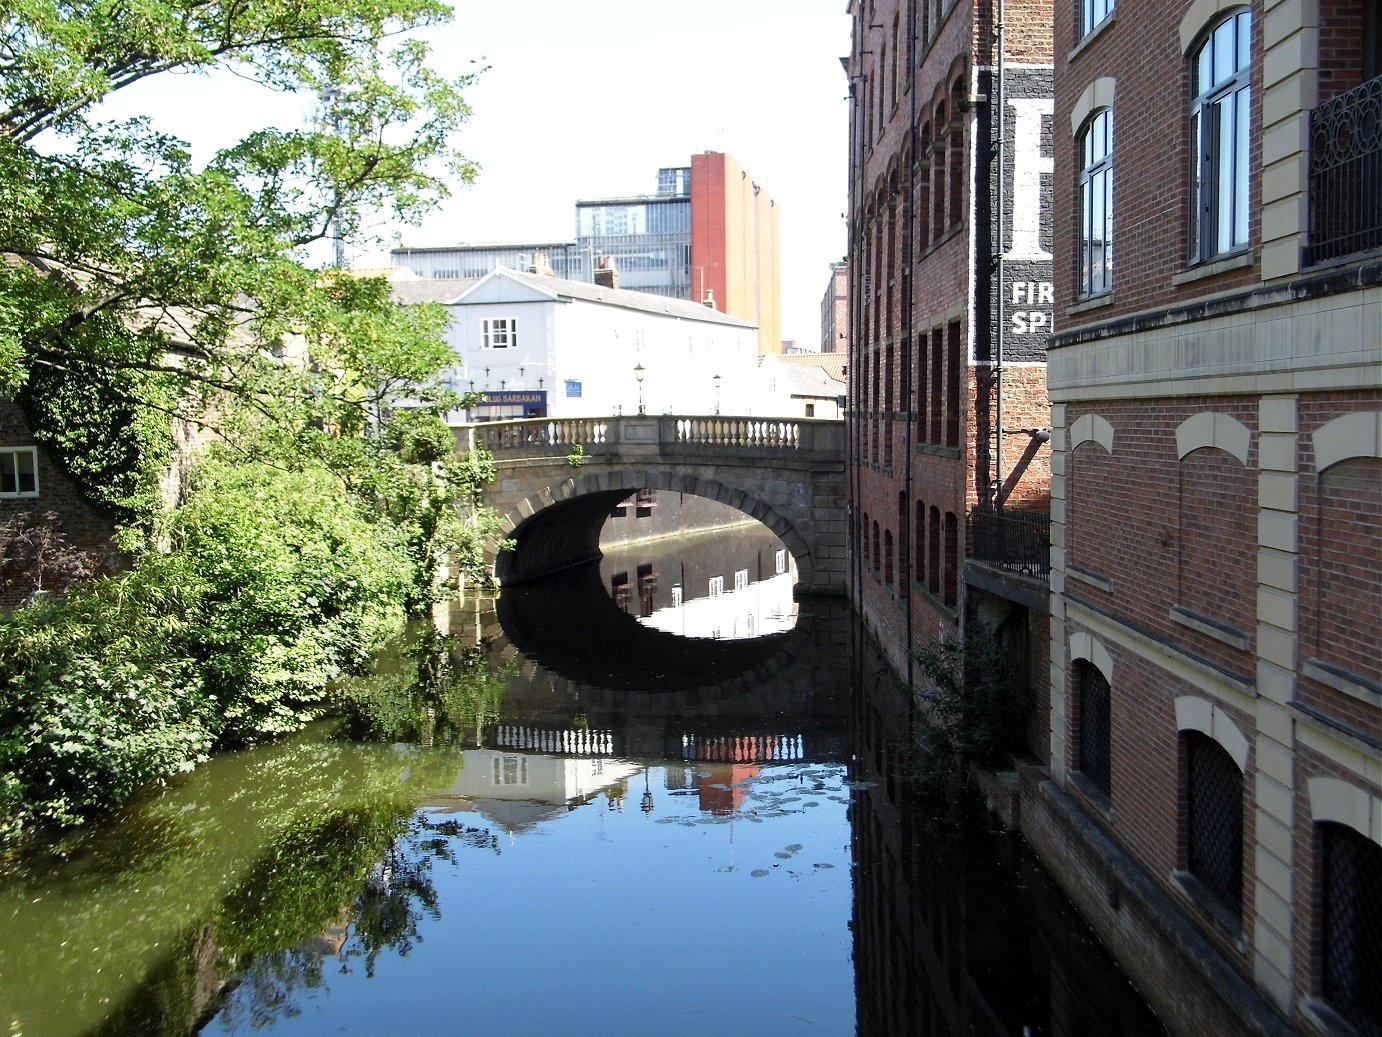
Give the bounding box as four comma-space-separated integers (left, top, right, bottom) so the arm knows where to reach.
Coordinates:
1040, 3, 1382, 1034
391, 153, 783, 355
844, 0, 1055, 704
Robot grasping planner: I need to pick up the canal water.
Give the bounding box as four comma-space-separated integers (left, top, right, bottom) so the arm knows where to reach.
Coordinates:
0, 507, 1166, 1037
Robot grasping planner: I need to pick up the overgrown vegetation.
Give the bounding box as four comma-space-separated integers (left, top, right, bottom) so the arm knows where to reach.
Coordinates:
909, 632, 1028, 794
0, 0, 508, 846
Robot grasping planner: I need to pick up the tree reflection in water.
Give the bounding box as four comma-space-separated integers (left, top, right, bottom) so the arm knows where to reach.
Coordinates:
214, 812, 503, 1028
336, 623, 508, 745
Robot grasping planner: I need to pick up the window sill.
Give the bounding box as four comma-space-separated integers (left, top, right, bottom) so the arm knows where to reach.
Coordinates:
1067, 565, 1113, 593
1303, 659, 1381, 709
1068, 11, 1116, 63
1171, 250, 1255, 286
1066, 292, 1115, 317
1170, 871, 1245, 950
1298, 996, 1370, 1037
1170, 606, 1251, 651
1068, 771, 1112, 818
919, 224, 963, 261
913, 581, 958, 621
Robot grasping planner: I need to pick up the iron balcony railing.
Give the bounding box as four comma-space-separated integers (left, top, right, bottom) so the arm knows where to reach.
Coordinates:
1307, 74, 1382, 266
968, 504, 1051, 582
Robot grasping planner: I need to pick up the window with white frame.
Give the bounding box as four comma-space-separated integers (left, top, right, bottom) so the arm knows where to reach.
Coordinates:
482, 317, 518, 349
1190, 9, 1252, 262
1082, 0, 1113, 36
0, 447, 38, 497
734, 569, 749, 591
1079, 108, 1114, 297
708, 575, 724, 597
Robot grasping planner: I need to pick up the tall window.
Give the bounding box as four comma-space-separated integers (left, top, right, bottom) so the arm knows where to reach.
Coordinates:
482, 317, 518, 349
1083, 0, 1114, 36
1079, 108, 1114, 297
1190, 9, 1252, 261
1076, 660, 1111, 796
1320, 822, 1382, 1033
0, 447, 38, 497
1184, 732, 1244, 923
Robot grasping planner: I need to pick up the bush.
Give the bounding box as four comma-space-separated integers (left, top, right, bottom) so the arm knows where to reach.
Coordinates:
910, 633, 1028, 793
0, 457, 416, 844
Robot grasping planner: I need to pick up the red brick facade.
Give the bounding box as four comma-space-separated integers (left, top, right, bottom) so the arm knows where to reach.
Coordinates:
1048, 1, 1382, 1033
846, 0, 1056, 717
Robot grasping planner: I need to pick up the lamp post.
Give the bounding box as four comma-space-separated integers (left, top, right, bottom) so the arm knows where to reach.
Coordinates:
634, 362, 646, 415
713, 372, 722, 415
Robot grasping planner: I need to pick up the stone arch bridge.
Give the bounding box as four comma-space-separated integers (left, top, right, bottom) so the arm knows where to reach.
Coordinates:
457, 415, 847, 595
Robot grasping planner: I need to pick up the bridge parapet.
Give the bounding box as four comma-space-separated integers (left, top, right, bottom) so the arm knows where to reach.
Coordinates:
457, 414, 847, 595
460, 414, 845, 464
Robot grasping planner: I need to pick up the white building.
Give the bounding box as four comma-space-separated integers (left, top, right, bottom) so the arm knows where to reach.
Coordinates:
395, 266, 761, 422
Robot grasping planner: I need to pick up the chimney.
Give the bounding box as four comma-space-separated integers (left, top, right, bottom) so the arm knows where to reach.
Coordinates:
593, 255, 619, 289
528, 251, 555, 276
702, 288, 716, 309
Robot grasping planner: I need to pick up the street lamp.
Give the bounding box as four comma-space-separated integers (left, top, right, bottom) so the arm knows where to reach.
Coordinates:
713, 373, 722, 415
634, 362, 646, 415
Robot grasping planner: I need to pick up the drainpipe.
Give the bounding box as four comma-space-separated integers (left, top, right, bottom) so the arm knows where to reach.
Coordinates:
994, 0, 1006, 507
903, 0, 917, 693
848, 41, 864, 661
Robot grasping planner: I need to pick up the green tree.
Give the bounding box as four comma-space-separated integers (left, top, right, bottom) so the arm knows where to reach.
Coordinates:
0, 0, 484, 521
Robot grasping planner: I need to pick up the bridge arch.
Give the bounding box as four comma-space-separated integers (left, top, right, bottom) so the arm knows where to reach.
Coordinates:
462, 415, 847, 595
495, 469, 816, 587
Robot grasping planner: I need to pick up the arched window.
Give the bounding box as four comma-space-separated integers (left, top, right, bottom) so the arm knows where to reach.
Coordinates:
1079, 108, 1113, 297
1075, 660, 1111, 796
1318, 822, 1382, 1033
1190, 9, 1252, 261
948, 79, 965, 229
916, 123, 933, 251
914, 498, 926, 586
884, 529, 894, 585
871, 519, 881, 574
927, 505, 941, 595
1183, 731, 1244, 923
942, 510, 958, 606
932, 100, 949, 240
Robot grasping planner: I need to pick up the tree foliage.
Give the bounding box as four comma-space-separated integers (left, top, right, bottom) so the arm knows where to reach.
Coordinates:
0, 0, 483, 504
910, 633, 1028, 794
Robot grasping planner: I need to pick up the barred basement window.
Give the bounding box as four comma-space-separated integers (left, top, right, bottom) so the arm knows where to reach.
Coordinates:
1076, 660, 1111, 796
1320, 822, 1382, 1034
1185, 731, 1243, 923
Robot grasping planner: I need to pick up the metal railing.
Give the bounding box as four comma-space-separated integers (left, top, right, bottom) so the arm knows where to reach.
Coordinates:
968, 504, 1051, 581
1307, 75, 1382, 265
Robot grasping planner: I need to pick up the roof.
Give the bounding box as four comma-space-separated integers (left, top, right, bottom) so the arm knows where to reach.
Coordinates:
389, 277, 481, 304
761, 354, 846, 398
777, 352, 848, 382
391, 240, 577, 255
463, 268, 758, 329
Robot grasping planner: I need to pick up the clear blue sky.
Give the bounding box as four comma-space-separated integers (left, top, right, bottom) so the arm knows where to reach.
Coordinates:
100, 0, 852, 346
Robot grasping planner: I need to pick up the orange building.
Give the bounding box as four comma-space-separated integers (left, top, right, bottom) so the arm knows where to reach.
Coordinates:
689, 152, 783, 355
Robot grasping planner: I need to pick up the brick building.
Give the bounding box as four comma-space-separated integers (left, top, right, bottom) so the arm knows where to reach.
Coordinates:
1040, 1, 1382, 1034
820, 259, 850, 354
843, 0, 1055, 716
